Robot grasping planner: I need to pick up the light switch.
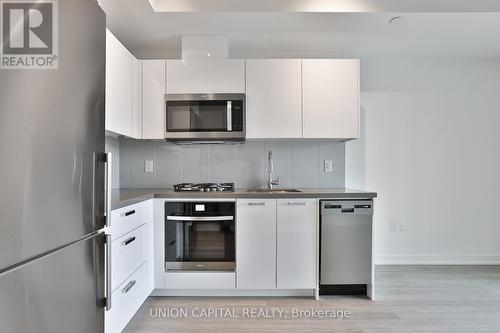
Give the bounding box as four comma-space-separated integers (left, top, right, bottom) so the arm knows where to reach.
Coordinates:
324, 160, 333, 173
145, 160, 154, 173
399, 220, 408, 231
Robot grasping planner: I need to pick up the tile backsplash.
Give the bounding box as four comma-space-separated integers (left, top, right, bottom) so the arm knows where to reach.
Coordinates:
105, 136, 120, 189
118, 138, 345, 189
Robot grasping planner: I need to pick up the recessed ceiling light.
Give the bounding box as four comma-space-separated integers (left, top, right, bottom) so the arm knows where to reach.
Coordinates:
389, 16, 404, 24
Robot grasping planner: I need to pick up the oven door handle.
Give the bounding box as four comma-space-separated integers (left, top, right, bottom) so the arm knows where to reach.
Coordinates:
166, 216, 234, 221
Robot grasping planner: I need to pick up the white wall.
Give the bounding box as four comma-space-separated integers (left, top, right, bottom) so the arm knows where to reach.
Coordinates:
347, 59, 500, 265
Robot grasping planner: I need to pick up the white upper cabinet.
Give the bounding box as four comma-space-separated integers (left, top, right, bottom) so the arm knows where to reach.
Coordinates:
302, 59, 360, 139
245, 60, 302, 138
236, 199, 277, 289
142, 60, 166, 139
105, 29, 141, 138
276, 199, 317, 289
166, 59, 245, 93
131, 58, 142, 139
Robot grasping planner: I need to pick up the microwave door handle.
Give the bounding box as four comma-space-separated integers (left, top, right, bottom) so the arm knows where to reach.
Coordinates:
227, 101, 232, 132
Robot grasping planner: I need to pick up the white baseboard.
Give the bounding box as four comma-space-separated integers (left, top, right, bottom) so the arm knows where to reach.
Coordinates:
374, 255, 500, 265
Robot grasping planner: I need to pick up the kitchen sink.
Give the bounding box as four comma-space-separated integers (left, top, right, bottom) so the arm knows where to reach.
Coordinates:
246, 188, 302, 193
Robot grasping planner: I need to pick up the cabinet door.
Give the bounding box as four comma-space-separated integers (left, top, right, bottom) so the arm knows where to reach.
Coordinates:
246, 60, 302, 138
166, 59, 245, 93
143, 200, 155, 293
302, 59, 360, 139
236, 199, 276, 289
131, 58, 143, 139
277, 199, 317, 289
105, 29, 133, 137
142, 60, 166, 139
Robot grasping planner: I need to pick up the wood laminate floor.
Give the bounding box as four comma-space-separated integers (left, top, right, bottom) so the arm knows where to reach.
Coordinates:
124, 266, 500, 333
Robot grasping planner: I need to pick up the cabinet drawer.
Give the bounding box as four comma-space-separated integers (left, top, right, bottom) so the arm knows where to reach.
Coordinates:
111, 202, 145, 241
106, 263, 148, 333
112, 224, 147, 291
165, 272, 235, 289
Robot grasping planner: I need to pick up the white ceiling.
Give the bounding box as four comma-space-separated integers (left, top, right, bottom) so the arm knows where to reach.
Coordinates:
100, 0, 500, 59
148, 0, 500, 13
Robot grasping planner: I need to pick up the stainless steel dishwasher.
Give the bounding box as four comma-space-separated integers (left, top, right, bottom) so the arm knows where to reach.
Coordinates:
320, 200, 373, 295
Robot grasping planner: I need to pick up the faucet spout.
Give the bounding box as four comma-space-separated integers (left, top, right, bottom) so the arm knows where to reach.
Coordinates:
268, 150, 279, 190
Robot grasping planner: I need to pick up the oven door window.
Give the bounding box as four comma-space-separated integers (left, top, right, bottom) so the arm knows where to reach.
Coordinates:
166, 220, 235, 264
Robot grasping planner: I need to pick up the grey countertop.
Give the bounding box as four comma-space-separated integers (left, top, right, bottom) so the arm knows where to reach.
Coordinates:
111, 188, 377, 210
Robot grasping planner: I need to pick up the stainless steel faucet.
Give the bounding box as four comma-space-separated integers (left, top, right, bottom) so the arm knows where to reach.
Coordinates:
268, 150, 279, 190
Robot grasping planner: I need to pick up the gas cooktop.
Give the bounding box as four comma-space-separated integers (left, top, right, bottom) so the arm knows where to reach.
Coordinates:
173, 183, 235, 192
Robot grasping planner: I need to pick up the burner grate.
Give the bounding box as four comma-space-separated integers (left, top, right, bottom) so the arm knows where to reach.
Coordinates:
173, 183, 235, 192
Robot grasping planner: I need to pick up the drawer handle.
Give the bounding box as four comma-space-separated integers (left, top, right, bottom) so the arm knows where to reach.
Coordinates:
288, 202, 306, 206
122, 210, 136, 217
248, 202, 265, 206
122, 236, 136, 246
122, 280, 136, 294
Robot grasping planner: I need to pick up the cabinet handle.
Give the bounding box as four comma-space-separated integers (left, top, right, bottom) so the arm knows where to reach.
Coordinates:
122, 280, 136, 294
122, 210, 136, 217
122, 236, 136, 246
288, 202, 306, 206
248, 202, 265, 206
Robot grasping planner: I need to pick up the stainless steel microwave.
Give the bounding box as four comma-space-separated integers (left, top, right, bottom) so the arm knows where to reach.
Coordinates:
165, 93, 245, 142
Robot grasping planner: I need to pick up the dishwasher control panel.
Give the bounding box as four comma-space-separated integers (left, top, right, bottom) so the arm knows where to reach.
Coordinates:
321, 200, 373, 215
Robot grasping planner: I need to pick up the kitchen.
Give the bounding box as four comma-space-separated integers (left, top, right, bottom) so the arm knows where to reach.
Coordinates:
1, 0, 500, 333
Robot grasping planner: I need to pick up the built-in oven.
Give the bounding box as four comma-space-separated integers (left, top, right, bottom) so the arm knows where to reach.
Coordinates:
165, 93, 245, 142
165, 201, 235, 271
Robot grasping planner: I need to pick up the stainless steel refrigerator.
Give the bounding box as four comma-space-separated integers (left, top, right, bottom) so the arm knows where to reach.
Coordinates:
0, 0, 108, 332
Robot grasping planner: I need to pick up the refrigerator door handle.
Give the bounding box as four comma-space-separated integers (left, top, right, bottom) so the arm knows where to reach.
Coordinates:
105, 153, 112, 228
105, 234, 112, 311
92, 152, 97, 229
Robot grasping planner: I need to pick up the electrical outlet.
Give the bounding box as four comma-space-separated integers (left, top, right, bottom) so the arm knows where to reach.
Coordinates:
144, 160, 154, 173
399, 220, 408, 231
390, 220, 398, 232
324, 160, 333, 173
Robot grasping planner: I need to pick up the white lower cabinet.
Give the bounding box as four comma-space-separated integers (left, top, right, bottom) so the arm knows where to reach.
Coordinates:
106, 263, 149, 333
236, 198, 318, 290
110, 203, 144, 242
106, 200, 154, 333
165, 272, 235, 289
236, 199, 277, 289
111, 224, 147, 291
277, 199, 317, 289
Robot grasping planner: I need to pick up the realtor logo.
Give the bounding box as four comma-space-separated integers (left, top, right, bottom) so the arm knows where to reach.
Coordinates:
1, 0, 58, 69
